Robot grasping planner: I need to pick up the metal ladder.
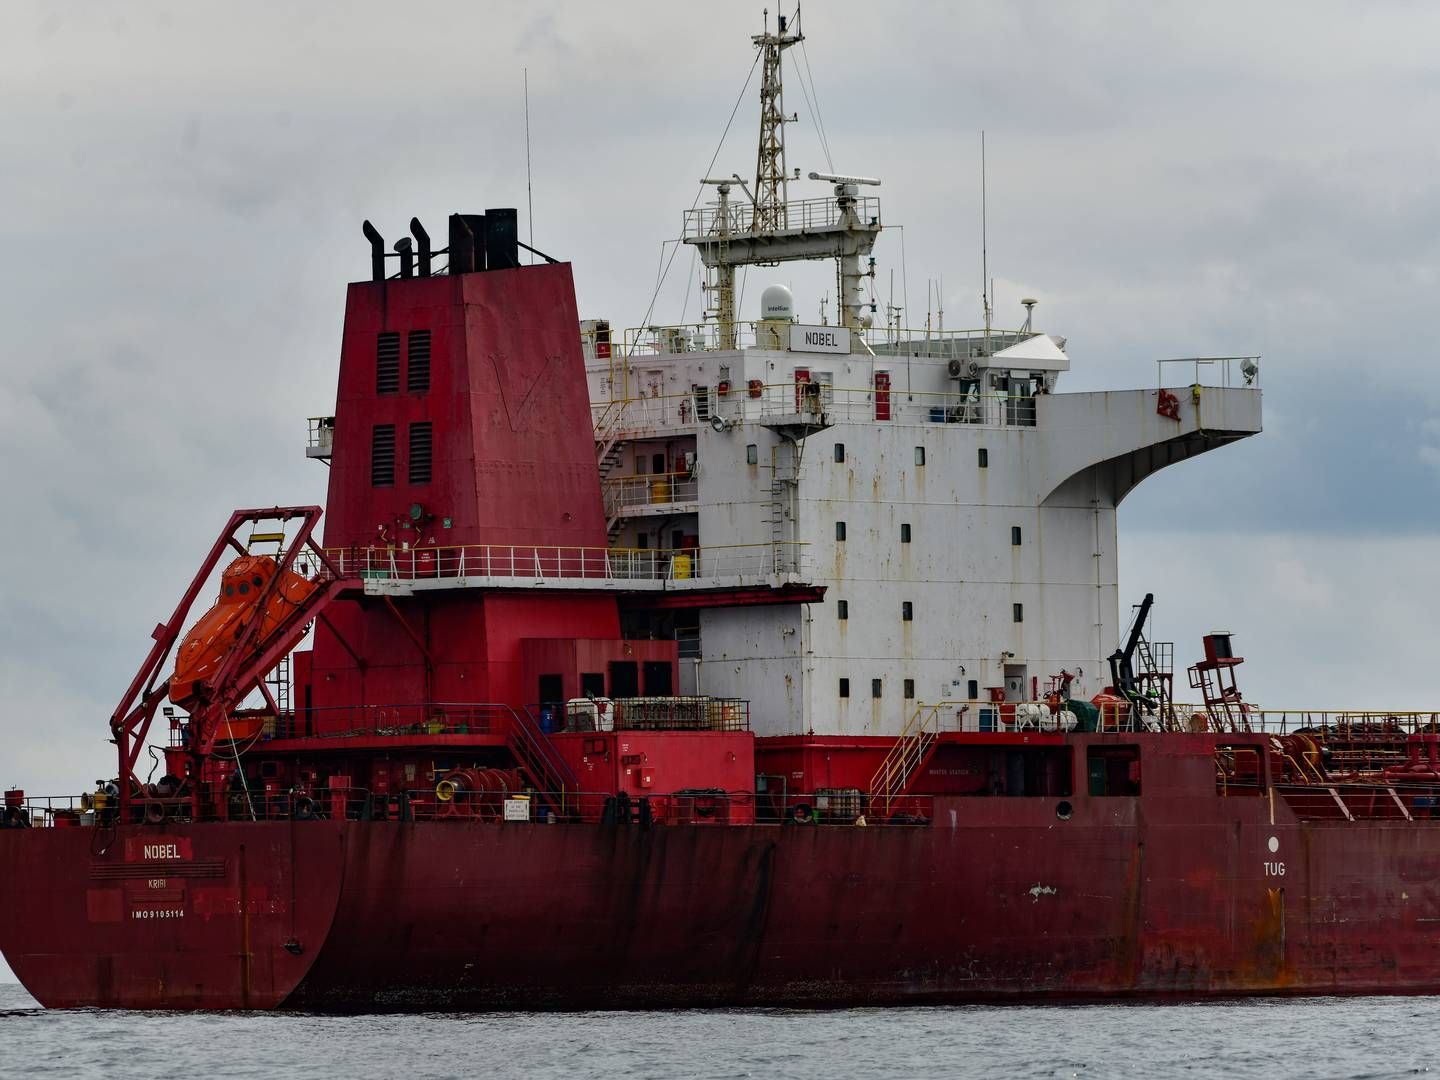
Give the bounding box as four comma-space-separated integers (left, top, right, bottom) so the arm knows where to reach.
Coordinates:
869, 704, 942, 815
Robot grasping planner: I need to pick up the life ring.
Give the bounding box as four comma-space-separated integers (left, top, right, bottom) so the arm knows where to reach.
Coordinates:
293, 795, 317, 821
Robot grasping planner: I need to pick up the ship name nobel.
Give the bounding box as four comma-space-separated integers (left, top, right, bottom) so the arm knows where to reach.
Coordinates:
142, 843, 182, 860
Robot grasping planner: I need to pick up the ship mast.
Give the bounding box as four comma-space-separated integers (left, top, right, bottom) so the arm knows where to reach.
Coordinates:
683, 9, 882, 351
751, 9, 800, 232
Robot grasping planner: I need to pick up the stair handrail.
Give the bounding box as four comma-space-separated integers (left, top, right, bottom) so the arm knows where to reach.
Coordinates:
869, 702, 943, 813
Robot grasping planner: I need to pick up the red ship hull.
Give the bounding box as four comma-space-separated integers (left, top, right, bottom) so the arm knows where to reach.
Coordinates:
7, 749, 1440, 1010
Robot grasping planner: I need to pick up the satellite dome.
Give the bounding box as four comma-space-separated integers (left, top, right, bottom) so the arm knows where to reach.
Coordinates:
760, 284, 794, 321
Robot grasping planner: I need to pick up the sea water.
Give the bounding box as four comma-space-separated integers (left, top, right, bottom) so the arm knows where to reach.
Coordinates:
0, 982, 1435, 1079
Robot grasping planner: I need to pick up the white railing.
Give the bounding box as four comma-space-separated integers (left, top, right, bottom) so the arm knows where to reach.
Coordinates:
603, 472, 699, 515
1156, 356, 1261, 389
682, 195, 881, 240
589, 382, 1038, 435
308, 541, 809, 586
306, 416, 335, 458
619, 322, 1032, 358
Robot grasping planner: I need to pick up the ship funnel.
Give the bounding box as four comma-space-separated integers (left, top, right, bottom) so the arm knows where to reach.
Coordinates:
361, 220, 385, 282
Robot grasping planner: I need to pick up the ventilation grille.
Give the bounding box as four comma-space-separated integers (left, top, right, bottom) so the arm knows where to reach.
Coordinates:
371, 424, 396, 486
409, 422, 433, 484
376, 333, 400, 394
407, 330, 431, 393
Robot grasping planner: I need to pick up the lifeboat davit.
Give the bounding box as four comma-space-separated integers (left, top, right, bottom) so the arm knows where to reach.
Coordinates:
169, 555, 319, 707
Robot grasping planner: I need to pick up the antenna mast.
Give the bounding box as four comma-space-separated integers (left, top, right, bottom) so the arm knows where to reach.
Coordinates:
981, 131, 991, 351
752, 9, 802, 232
524, 69, 535, 265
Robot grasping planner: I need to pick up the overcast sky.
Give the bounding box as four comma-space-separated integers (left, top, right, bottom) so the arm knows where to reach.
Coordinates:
3, 0, 1440, 985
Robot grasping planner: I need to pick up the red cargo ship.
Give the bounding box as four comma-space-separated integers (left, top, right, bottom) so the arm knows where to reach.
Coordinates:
4, 14, 1439, 1010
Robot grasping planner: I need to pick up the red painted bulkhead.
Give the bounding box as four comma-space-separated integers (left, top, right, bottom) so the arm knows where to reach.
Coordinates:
308, 263, 623, 717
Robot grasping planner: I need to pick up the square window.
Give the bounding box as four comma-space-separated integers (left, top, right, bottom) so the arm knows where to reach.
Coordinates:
635, 454, 648, 475
835, 521, 847, 542
837, 600, 849, 620
901, 523, 912, 543
914, 446, 926, 466
902, 601, 913, 621
871, 678, 883, 699
834, 443, 846, 463
904, 678, 915, 699
637, 533, 649, 549
1013, 603, 1024, 623
968, 679, 979, 699
839, 678, 850, 698
1011, 526, 1022, 546
746, 443, 758, 465
978, 447, 989, 468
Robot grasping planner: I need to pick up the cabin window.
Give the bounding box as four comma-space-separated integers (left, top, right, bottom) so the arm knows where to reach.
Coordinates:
609, 661, 639, 698
637, 533, 649, 549
968, 679, 979, 699
915, 446, 926, 466
1011, 526, 1022, 546
837, 600, 849, 620
1013, 603, 1024, 623
835, 521, 847, 542
408, 422, 433, 484
901, 523, 912, 543
939, 746, 1073, 797
643, 661, 673, 696
978, 447, 989, 468
904, 678, 915, 699
635, 454, 647, 474
839, 678, 850, 698
834, 443, 846, 463
406, 330, 431, 393
1087, 746, 1142, 796
872, 678, 883, 699
376, 332, 400, 394
902, 601, 913, 622
370, 424, 396, 486
1215, 744, 1266, 795
746, 443, 758, 465
580, 672, 605, 697
537, 674, 563, 706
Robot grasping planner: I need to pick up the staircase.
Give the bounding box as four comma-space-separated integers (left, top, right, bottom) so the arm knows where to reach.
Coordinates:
869, 703, 943, 815
505, 707, 580, 817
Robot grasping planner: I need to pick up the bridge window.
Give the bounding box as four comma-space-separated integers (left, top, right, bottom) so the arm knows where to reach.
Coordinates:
370, 424, 396, 486
376, 332, 400, 394
406, 330, 431, 393
1087, 746, 1141, 796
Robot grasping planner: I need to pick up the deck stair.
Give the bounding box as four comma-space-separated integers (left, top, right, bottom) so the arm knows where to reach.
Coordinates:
508, 708, 580, 817
869, 703, 944, 814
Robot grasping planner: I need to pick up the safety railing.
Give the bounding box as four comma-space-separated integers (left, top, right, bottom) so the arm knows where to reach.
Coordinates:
302, 540, 810, 586
602, 471, 699, 515
538, 696, 750, 734
305, 416, 335, 459
682, 194, 881, 241
588, 381, 1040, 436
615, 322, 1032, 358
1163, 706, 1440, 737
1156, 355, 1261, 389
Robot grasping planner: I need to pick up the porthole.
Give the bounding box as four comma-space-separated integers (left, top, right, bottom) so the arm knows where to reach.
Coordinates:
238, 583, 250, 596
1056, 800, 1074, 821
252, 576, 264, 588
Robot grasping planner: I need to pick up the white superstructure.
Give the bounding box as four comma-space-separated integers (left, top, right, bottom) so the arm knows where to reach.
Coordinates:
582, 12, 1263, 737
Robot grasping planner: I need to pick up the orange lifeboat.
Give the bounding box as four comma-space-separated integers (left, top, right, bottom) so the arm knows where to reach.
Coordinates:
169, 556, 319, 707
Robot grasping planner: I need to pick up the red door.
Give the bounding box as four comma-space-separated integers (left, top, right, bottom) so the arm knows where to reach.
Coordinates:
874, 370, 891, 420
793, 368, 810, 411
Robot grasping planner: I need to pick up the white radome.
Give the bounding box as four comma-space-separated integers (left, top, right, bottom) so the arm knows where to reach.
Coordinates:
760, 283, 794, 321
